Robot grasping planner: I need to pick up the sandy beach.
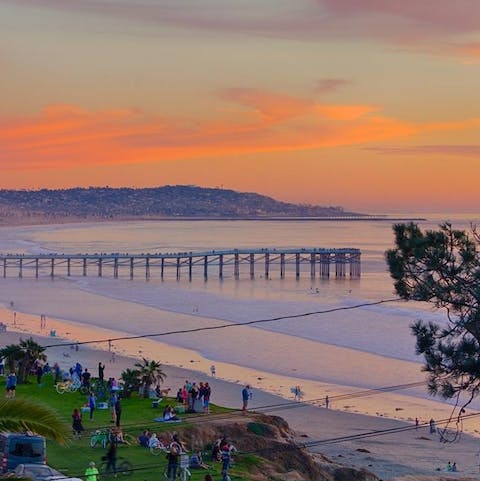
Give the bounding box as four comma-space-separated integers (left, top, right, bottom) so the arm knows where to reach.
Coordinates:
2, 305, 480, 481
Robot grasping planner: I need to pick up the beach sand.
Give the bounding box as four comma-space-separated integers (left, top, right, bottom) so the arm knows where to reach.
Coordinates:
1, 306, 480, 481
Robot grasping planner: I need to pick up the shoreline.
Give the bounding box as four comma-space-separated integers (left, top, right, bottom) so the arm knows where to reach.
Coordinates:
0, 215, 428, 229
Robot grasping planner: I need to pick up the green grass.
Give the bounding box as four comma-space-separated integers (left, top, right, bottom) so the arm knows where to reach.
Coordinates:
1, 375, 256, 481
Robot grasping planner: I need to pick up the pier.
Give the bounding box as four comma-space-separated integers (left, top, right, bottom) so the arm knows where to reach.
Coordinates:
0, 248, 361, 280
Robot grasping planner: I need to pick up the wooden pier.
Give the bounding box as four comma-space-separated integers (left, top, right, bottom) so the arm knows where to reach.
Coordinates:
0, 248, 361, 280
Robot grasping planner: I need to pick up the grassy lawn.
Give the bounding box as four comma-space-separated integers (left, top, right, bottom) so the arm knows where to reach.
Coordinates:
1, 374, 255, 481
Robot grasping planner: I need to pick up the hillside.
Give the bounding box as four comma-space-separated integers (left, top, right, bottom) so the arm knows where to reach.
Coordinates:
0, 186, 362, 224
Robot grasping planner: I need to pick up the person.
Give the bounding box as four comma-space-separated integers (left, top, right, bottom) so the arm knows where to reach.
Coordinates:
36, 365, 43, 385
241, 385, 250, 414
148, 432, 161, 450
220, 442, 233, 476
190, 383, 199, 411
105, 441, 117, 476
203, 382, 211, 414
176, 388, 183, 403
415, 417, 419, 429
6, 371, 17, 398
138, 430, 150, 448
210, 365, 216, 377
98, 362, 105, 383
429, 418, 436, 434
0, 358, 4, 376
85, 461, 99, 481
189, 451, 209, 469
112, 427, 130, 445
163, 405, 179, 421
114, 396, 122, 427
82, 368, 91, 389
446, 461, 452, 471
88, 390, 96, 420
325, 395, 329, 409
43, 362, 51, 374
166, 444, 179, 481
211, 438, 222, 462
72, 408, 85, 437
110, 390, 118, 424
53, 363, 61, 384
181, 385, 188, 408
452, 462, 457, 472
171, 432, 186, 452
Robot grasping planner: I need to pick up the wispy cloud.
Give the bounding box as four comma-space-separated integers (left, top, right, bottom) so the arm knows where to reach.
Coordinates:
314, 78, 352, 94
3, 0, 480, 60
1, 89, 479, 172
366, 144, 480, 157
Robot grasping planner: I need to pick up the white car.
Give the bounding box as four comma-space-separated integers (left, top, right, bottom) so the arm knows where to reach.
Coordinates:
13, 464, 83, 481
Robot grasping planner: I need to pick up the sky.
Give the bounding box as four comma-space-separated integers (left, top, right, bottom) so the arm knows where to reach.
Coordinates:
1, 0, 479, 213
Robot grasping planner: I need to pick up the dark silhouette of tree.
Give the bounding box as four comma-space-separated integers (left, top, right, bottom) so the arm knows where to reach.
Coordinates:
0, 343, 23, 373
134, 358, 166, 399
386, 222, 480, 409
17, 338, 47, 383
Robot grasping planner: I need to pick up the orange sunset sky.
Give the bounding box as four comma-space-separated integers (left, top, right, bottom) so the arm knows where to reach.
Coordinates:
1, 0, 479, 213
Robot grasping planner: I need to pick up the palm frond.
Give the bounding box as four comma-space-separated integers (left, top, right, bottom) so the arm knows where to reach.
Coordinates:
0, 398, 70, 445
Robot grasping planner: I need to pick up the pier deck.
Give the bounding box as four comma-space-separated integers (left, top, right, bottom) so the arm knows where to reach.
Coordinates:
0, 248, 361, 280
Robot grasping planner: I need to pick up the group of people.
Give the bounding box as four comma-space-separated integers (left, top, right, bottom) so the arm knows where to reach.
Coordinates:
175, 379, 212, 414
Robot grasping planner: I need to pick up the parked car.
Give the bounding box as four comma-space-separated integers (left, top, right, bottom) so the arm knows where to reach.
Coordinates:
0, 432, 46, 473
14, 464, 82, 481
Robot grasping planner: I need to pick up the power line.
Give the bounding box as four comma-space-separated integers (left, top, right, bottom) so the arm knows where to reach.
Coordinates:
41, 297, 403, 349
92, 379, 428, 435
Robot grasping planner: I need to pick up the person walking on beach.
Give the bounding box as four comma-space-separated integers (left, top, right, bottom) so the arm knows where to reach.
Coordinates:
241, 384, 250, 415
85, 462, 99, 481
325, 395, 329, 409
429, 418, 436, 434
210, 365, 216, 377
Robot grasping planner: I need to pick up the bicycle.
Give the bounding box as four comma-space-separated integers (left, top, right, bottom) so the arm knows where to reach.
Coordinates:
55, 379, 80, 394
90, 429, 110, 448
99, 456, 133, 476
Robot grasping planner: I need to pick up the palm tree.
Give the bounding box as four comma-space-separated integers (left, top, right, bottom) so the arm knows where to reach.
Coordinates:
17, 337, 47, 383
119, 368, 141, 398
0, 398, 69, 444
134, 358, 166, 398
0, 344, 23, 373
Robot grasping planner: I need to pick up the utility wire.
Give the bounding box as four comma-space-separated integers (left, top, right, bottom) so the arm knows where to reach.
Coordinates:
41, 297, 403, 349
93, 379, 428, 435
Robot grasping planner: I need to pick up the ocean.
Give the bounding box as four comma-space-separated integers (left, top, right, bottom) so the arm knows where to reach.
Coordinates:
1, 213, 479, 415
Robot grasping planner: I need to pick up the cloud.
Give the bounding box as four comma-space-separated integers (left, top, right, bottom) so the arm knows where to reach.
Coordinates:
1, 90, 478, 172
314, 78, 352, 94
4, 0, 480, 60
366, 144, 480, 157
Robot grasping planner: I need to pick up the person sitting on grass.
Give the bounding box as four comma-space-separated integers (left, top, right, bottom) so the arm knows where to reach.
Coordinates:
111, 427, 130, 445
148, 432, 162, 450
138, 430, 150, 448
189, 451, 209, 469
163, 405, 180, 421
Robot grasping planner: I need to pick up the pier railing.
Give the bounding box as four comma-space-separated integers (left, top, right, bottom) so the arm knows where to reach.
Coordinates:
0, 248, 361, 280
